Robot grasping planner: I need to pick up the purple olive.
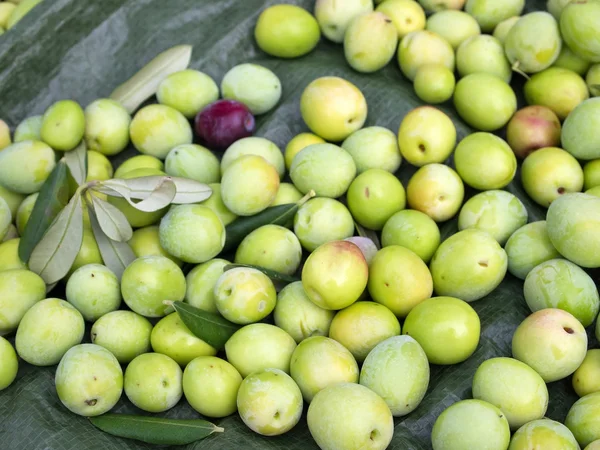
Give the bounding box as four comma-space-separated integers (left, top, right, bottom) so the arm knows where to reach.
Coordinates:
194, 100, 255, 150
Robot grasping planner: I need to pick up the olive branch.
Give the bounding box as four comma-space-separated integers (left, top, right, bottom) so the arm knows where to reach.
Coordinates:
18, 140, 212, 284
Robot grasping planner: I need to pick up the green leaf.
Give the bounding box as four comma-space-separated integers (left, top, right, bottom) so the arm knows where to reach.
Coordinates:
90, 195, 133, 242
354, 221, 381, 250
95, 176, 176, 212
28, 191, 84, 284
88, 206, 136, 280
89, 414, 223, 445
223, 190, 315, 254
223, 263, 300, 284
63, 140, 87, 185
109, 44, 193, 114
18, 161, 70, 262
168, 300, 241, 351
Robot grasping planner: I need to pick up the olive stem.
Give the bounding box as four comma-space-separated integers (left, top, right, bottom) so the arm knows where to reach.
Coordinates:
511, 61, 531, 81
297, 189, 316, 207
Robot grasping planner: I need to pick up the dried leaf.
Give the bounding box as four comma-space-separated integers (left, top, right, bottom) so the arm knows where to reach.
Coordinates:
109, 45, 193, 114
88, 208, 136, 280
90, 195, 133, 242
28, 193, 84, 284
94, 176, 176, 212
63, 140, 87, 185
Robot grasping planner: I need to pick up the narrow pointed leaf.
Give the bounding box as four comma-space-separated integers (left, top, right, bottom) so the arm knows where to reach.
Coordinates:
89, 414, 223, 445
223, 264, 299, 284
63, 140, 87, 185
88, 208, 136, 280
95, 176, 176, 212
28, 193, 84, 284
109, 44, 193, 114
169, 177, 212, 204
19, 161, 70, 262
223, 190, 315, 253
121, 176, 177, 210
354, 221, 381, 250
96, 176, 212, 205
94, 176, 173, 201
91, 179, 145, 199
169, 300, 240, 350
90, 195, 133, 242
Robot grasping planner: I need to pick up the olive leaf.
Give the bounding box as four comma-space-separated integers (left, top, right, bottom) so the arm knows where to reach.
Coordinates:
93, 176, 176, 212
28, 192, 84, 284
93, 176, 212, 210
63, 140, 87, 185
168, 176, 213, 204
117, 176, 179, 207
354, 221, 381, 250
19, 161, 70, 262
89, 414, 223, 445
109, 44, 193, 114
96, 176, 212, 204
88, 206, 136, 280
166, 300, 240, 351
223, 190, 315, 253
223, 264, 300, 284
90, 195, 133, 242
